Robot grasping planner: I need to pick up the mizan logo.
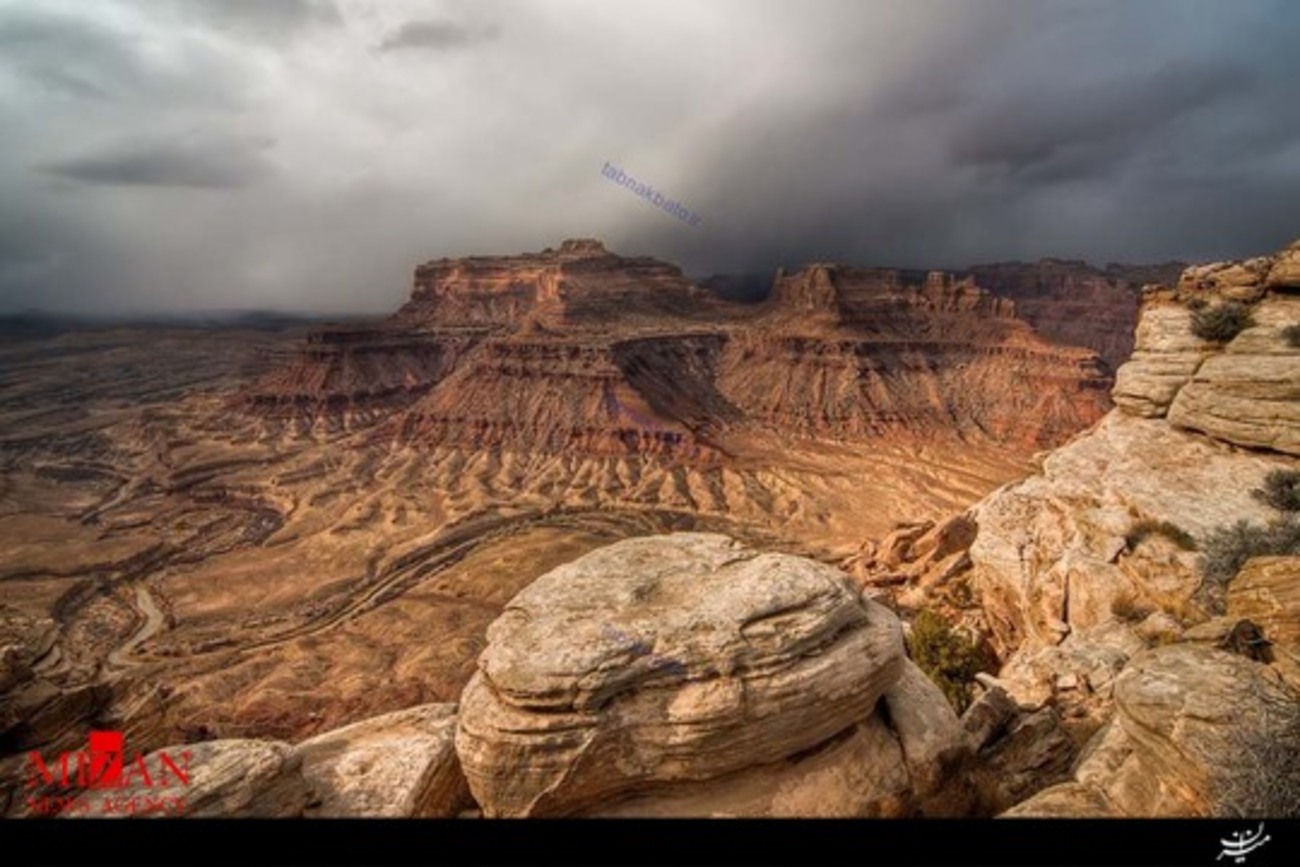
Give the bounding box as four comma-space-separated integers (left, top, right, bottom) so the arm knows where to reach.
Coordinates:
25, 730, 192, 816
1218, 823, 1271, 864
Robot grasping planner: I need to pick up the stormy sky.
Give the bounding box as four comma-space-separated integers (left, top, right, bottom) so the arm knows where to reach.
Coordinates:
2, 1, 1299, 314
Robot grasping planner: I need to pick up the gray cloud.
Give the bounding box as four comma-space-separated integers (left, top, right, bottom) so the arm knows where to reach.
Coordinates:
950, 60, 1257, 180
0, 12, 143, 100
40, 136, 274, 189
378, 19, 499, 52
1, 0, 1298, 315
0, 6, 248, 107
160, 0, 340, 37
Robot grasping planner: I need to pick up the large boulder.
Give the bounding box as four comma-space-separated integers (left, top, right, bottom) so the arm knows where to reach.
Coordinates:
454, 532, 960, 817
295, 703, 470, 818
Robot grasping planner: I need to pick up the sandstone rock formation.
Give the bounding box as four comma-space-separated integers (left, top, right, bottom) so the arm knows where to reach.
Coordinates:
1113, 246, 1300, 455
0, 605, 111, 777
243, 241, 1111, 455
1006, 644, 1300, 817
1228, 557, 1300, 687
61, 739, 313, 819
848, 239, 1300, 818
961, 240, 1300, 658
968, 259, 1184, 372
295, 703, 470, 818
453, 532, 969, 817
739, 265, 1112, 449
965, 411, 1287, 655
17, 704, 472, 819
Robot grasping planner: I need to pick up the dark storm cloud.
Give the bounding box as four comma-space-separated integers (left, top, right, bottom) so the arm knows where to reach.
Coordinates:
40, 136, 273, 189
950, 60, 1257, 180
377, 19, 499, 52
2, 0, 1299, 314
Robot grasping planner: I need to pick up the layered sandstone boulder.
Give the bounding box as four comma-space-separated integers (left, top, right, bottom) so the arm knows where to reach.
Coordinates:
294, 703, 471, 818
1112, 303, 1219, 417
1112, 240, 1300, 454
1006, 644, 1300, 817
453, 533, 969, 817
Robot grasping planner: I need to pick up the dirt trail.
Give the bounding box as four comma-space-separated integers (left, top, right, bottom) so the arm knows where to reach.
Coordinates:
107, 583, 166, 669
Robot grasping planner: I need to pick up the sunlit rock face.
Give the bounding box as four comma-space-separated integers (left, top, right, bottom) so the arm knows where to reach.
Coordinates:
454, 533, 970, 818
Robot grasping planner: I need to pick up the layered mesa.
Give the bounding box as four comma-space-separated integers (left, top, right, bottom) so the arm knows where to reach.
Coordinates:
242, 239, 1113, 457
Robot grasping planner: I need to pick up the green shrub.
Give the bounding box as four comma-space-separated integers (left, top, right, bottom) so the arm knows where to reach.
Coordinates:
1125, 518, 1198, 552
1282, 323, 1300, 348
1191, 302, 1253, 343
1199, 518, 1300, 611
906, 610, 989, 714
1253, 469, 1300, 513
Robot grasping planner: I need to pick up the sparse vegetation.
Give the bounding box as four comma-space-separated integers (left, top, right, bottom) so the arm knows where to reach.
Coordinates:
1125, 518, 1198, 552
1186, 297, 1209, 312
1198, 518, 1300, 611
1218, 692, 1300, 817
1282, 323, 1300, 348
906, 609, 990, 714
948, 578, 975, 609
1191, 301, 1253, 343
1198, 470, 1300, 609
1110, 592, 1155, 623
1253, 469, 1300, 514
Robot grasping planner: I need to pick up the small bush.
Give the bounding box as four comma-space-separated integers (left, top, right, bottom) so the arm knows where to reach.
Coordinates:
1218, 691, 1300, 817
1282, 323, 1300, 349
1253, 469, 1300, 513
1199, 518, 1300, 611
1111, 592, 1154, 623
948, 579, 975, 609
906, 610, 989, 714
1125, 518, 1198, 552
1191, 302, 1253, 343
1186, 297, 1209, 312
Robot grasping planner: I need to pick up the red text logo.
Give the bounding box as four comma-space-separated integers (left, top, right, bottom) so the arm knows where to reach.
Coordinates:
24, 730, 191, 816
